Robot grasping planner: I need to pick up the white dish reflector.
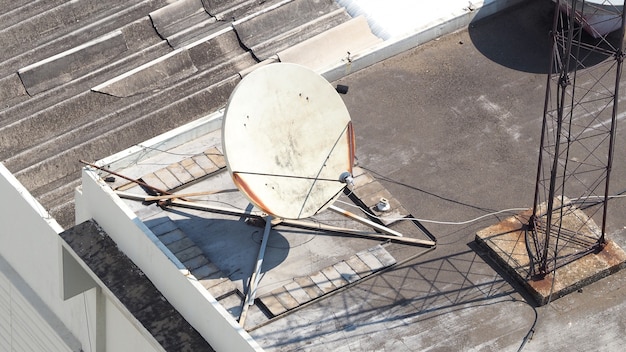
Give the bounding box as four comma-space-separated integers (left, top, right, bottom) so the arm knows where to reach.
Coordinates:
222, 63, 355, 219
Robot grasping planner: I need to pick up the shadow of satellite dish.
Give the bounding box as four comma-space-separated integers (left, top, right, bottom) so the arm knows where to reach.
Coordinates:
468, 0, 623, 74
165, 215, 291, 282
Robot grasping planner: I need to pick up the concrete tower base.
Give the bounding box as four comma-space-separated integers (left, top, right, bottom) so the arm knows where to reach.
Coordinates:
475, 208, 626, 306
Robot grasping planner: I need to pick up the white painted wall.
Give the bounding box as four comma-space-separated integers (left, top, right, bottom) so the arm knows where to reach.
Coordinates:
0, 163, 85, 351
75, 168, 263, 352
0, 163, 165, 352
0, 258, 75, 352
104, 299, 164, 352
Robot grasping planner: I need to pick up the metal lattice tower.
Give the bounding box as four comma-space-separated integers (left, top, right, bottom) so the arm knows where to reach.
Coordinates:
528, 0, 626, 278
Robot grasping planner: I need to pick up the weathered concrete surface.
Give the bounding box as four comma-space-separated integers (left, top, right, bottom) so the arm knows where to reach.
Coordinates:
60, 219, 215, 351
149, 0, 221, 48
4, 1, 625, 350
476, 208, 626, 306
248, 1, 626, 351
18, 31, 129, 95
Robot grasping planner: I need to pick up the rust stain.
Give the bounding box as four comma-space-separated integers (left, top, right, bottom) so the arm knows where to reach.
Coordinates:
346, 121, 355, 173
477, 215, 528, 241
232, 172, 274, 216
596, 240, 626, 267
527, 273, 556, 295
476, 208, 626, 305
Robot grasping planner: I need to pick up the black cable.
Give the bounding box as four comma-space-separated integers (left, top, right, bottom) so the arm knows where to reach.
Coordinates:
517, 302, 538, 352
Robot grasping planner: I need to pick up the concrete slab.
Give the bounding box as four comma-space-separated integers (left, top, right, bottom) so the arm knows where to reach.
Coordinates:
338, 166, 418, 232
476, 208, 626, 306
283, 281, 312, 304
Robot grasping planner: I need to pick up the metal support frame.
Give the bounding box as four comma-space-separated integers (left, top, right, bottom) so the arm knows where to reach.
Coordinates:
528, 0, 626, 277
116, 189, 436, 325
239, 215, 273, 326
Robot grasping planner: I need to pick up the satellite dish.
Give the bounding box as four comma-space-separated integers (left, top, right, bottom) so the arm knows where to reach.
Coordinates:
222, 63, 355, 219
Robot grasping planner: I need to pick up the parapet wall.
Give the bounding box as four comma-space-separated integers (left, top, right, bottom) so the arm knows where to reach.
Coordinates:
75, 166, 263, 351
0, 163, 84, 351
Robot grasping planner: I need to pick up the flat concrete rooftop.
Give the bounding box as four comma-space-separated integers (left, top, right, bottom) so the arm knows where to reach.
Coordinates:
91, 0, 626, 351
